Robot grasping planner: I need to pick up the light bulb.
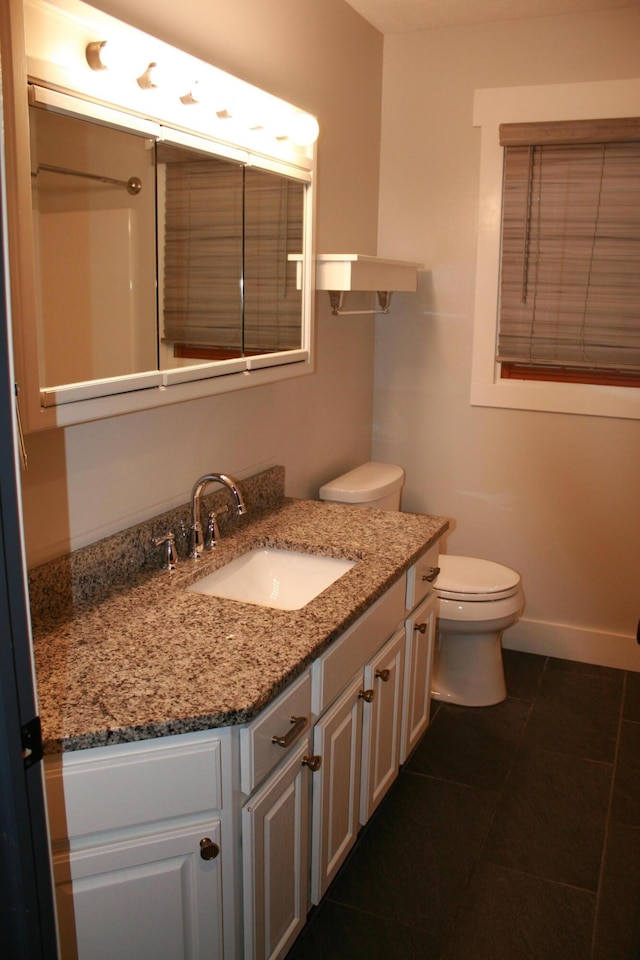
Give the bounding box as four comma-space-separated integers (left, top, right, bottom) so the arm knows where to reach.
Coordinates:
287, 113, 320, 147
222, 92, 263, 129
138, 60, 194, 97
181, 77, 231, 113
86, 39, 148, 79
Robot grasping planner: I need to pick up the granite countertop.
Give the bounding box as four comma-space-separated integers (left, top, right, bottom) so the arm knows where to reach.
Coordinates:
32, 492, 448, 755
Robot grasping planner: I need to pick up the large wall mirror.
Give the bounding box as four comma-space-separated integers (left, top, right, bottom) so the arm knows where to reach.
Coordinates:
30, 104, 305, 389
9, 0, 316, 431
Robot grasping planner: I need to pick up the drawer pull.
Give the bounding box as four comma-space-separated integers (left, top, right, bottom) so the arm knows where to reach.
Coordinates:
302, 755, 322, 772
359, 688, 374, 703
414, 622, 427, 634
421, 566, 440, 583
199, 838, 220, 861
375, 668, 391, 682
272, 715, 308, 748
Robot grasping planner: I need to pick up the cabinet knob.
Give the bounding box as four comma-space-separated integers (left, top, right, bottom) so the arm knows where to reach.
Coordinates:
359, 688, 374, 703
199, 838, 220, 861
414, 622, 427, 634
302, 754, 322, 772
375, 668, 391, 682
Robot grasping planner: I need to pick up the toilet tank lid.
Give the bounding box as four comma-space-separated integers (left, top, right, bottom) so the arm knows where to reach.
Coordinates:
319, 462, 405, 503
437, 555, 521, 595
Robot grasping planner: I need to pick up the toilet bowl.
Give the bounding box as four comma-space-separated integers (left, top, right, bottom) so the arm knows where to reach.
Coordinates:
319, 463, 525, 708
432, 555, 525, 707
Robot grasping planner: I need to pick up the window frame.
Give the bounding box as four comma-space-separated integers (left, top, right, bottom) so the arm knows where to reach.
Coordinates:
470, 78, 640, 420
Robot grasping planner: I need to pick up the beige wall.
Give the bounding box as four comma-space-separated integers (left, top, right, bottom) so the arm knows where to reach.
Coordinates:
19, 1, 639, 670
374, 7, 640, 668
20, 0, 383, 564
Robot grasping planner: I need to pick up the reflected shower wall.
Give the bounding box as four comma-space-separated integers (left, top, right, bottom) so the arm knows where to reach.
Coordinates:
30, 108, 157, 387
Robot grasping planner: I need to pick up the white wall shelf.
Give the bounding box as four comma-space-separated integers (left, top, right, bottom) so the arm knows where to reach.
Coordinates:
291, 254, 423, 315
313, 254, 422, 292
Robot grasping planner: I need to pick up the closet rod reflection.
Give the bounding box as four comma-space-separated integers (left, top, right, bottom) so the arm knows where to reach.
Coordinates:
33, 163, 142, 195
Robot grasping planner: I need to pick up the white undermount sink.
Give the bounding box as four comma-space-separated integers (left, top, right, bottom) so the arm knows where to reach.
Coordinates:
187, 547, 356, 610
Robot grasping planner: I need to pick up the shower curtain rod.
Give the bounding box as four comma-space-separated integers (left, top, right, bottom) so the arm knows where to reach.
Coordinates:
33, 163, 142, 195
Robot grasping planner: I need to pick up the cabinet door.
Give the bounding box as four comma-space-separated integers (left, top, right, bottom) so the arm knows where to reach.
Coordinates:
310, 674, 363, 905
53, 819, 224, 960
242, 737, 313, 960
360, 627, 406, 824
401, 591, 438, 763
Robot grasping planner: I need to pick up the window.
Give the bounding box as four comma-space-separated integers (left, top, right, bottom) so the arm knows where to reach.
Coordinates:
497, 118, 640, 388
471, 79, 640, 420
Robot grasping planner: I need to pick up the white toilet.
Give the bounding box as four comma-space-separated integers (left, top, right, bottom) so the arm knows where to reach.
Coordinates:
432, 554, 524, 707
319, 462, 525, 708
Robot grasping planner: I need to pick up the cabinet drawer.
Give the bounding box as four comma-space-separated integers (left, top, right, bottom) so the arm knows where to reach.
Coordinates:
240, 669, 312, 795
45, 729, 224, 843
406, 543, 440, 611
312, 576, 405, 715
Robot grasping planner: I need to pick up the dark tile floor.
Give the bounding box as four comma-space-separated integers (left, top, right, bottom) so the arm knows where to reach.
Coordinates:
286, 651, 640, 960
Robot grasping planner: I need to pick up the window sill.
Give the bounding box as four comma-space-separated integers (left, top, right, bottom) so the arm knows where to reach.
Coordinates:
470, 377, 640, 420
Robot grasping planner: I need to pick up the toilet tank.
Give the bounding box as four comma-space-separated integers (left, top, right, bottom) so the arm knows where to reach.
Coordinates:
319, 462, 405, 511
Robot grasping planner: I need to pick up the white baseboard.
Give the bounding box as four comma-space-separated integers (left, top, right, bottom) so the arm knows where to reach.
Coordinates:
504, 617, 640, 673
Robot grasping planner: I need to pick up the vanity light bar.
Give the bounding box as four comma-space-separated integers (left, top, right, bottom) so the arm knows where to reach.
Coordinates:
84, 40, 320, 147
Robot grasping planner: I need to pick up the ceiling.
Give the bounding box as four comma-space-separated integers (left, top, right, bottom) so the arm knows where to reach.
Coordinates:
343, 0, 640, 33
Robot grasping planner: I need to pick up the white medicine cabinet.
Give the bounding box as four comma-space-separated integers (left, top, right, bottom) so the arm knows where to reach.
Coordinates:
3, 0, 317, 431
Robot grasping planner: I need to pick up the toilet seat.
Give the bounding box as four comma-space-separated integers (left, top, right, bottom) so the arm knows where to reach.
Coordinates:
436, 555, 521, 602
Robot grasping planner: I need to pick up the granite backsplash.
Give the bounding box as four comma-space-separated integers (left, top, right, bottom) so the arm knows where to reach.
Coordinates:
28, 464, 285, 629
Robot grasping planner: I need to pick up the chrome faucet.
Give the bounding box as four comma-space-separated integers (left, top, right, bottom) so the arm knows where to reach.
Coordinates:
189, 473, 247, 558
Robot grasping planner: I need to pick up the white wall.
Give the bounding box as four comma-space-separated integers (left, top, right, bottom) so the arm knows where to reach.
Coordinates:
373, 7, 640, 669
20, 0, 383, 565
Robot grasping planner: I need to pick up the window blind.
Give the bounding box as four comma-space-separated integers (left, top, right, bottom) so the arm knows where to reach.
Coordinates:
162, 159, 303, 354
497, 118, 640, 374
162, 157, 243, 350
243, 168, 303, 354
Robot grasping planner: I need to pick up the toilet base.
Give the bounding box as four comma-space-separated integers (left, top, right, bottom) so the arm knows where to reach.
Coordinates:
431, 628, 507, 707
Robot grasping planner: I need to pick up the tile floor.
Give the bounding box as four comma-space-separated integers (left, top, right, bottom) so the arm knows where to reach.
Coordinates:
286, 650, 640, 960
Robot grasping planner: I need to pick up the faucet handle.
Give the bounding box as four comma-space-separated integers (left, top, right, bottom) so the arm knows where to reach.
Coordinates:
205, 506, 228, 549
153, 532, 178, 570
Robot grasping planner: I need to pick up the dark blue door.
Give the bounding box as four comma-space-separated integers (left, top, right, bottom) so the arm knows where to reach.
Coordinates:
0, 122, 59, 957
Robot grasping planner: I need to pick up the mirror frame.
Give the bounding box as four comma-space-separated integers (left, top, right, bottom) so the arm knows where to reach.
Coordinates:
4, 0, 316, 432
